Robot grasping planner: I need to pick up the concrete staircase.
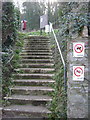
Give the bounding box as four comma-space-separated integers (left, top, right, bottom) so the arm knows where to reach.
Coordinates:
3, 36, 55, 119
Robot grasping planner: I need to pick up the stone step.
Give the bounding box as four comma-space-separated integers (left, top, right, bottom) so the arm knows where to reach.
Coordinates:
24, 41, 50, 44
24, 42, 50, 45
20, 52, 52, 56
23, 44, 50, 47
4, 95, 52, 105
3, 105, 51, 118
20, 55, 53, 59
25, 36, 49, 39
19, 63, 54, 68
22, 48, 51, 51
24, 41, 50, 43
15, 68, 55, 73
22, 46, 50, 49
24, 39, 50, 41
20, 59, 53, 63
21, 50, 52, 52
24, 38, 49, 40
13, 73, 54, 79
13, 79, 55, 86
10, 86, 54, 95
23, 46, 50, 49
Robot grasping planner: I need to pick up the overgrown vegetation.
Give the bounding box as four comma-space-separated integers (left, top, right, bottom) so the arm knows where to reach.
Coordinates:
2, 2, 22, 100
49, 32, 67, 119
2, 32, 25, 100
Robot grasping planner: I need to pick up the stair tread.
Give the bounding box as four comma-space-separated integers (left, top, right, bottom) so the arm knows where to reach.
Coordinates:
4, 95, 52, 101
20, 63, 54, 65
22, 50, 52, 52
15, 68, 54, 71
20, 52, 52, 54
3, 105, 51, 114
13, 73, 54, 76
10, 86, 54, 91
21, 59, 53, 61
20, 55, 53, 57
13, 79, 55, 83
20, 53, 52, 55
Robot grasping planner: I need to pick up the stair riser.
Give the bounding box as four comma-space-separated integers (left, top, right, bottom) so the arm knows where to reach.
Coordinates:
13, 81, 54, 86
24, 40, 50, 42
20, 60, 53, 63
16, 69, 54, 74
22, 50, 52, 52
24, 42, 50, 44
14, 75, 53, 79
24, 44, 50, 47
11, 89, 53, 96
7, 99, 50, 106
3, 110, 50, 118
23, 44, 50, 47
24, 38, 50, 40
22, 47, 51, 50
23, 43, 50, 45
20, 57, 52, 59
20, 53, 52, 56
23, 46, 50, 49
22, 45, 50, 50
24, 43, 50, 45
19, 64, 54, 68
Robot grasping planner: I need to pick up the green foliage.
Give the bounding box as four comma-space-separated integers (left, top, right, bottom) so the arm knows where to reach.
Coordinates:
22, 2, 46, 30
57, 2, 88, 38
2, 2, 21, 67
14, 7, 21, 30
2, 32, 24, 101
49, 38, 67, 119
2, 2, 20, 50
29, 30, 48, 36
2, 2, 17, 46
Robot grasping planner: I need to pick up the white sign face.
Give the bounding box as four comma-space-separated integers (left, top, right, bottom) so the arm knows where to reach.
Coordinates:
73, 42, 85, 57
73, 66, 84, 81
45, 25, 50, 33
40, 18, 43, 23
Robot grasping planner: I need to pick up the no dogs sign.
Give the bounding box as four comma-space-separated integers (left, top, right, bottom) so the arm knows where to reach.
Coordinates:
73, 66, 84, 81
73, 42, 85, 57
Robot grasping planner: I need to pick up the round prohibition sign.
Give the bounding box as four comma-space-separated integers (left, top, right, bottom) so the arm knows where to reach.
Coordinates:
74, 67, 83, 77
74, 44, 84, 53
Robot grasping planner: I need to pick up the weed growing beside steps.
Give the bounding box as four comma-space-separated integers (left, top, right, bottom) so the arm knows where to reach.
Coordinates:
2, 32, 26, 105
48, 33, 67, 119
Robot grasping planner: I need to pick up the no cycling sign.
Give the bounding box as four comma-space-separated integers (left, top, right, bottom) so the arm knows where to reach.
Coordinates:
73, 66, 84, 81
73, 42, 85, 57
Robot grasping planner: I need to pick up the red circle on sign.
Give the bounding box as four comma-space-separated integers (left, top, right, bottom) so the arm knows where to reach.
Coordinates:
74, 44, 83, 53
74, 67, 83, 77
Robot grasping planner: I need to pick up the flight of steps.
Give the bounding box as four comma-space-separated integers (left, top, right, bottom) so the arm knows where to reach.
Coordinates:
3, 36, 55, 119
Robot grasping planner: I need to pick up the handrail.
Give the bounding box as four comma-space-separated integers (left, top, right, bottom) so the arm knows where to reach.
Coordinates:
49, 22, 67, 91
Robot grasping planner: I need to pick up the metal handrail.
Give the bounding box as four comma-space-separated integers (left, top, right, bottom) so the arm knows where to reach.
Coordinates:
49, 22, 67, 91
